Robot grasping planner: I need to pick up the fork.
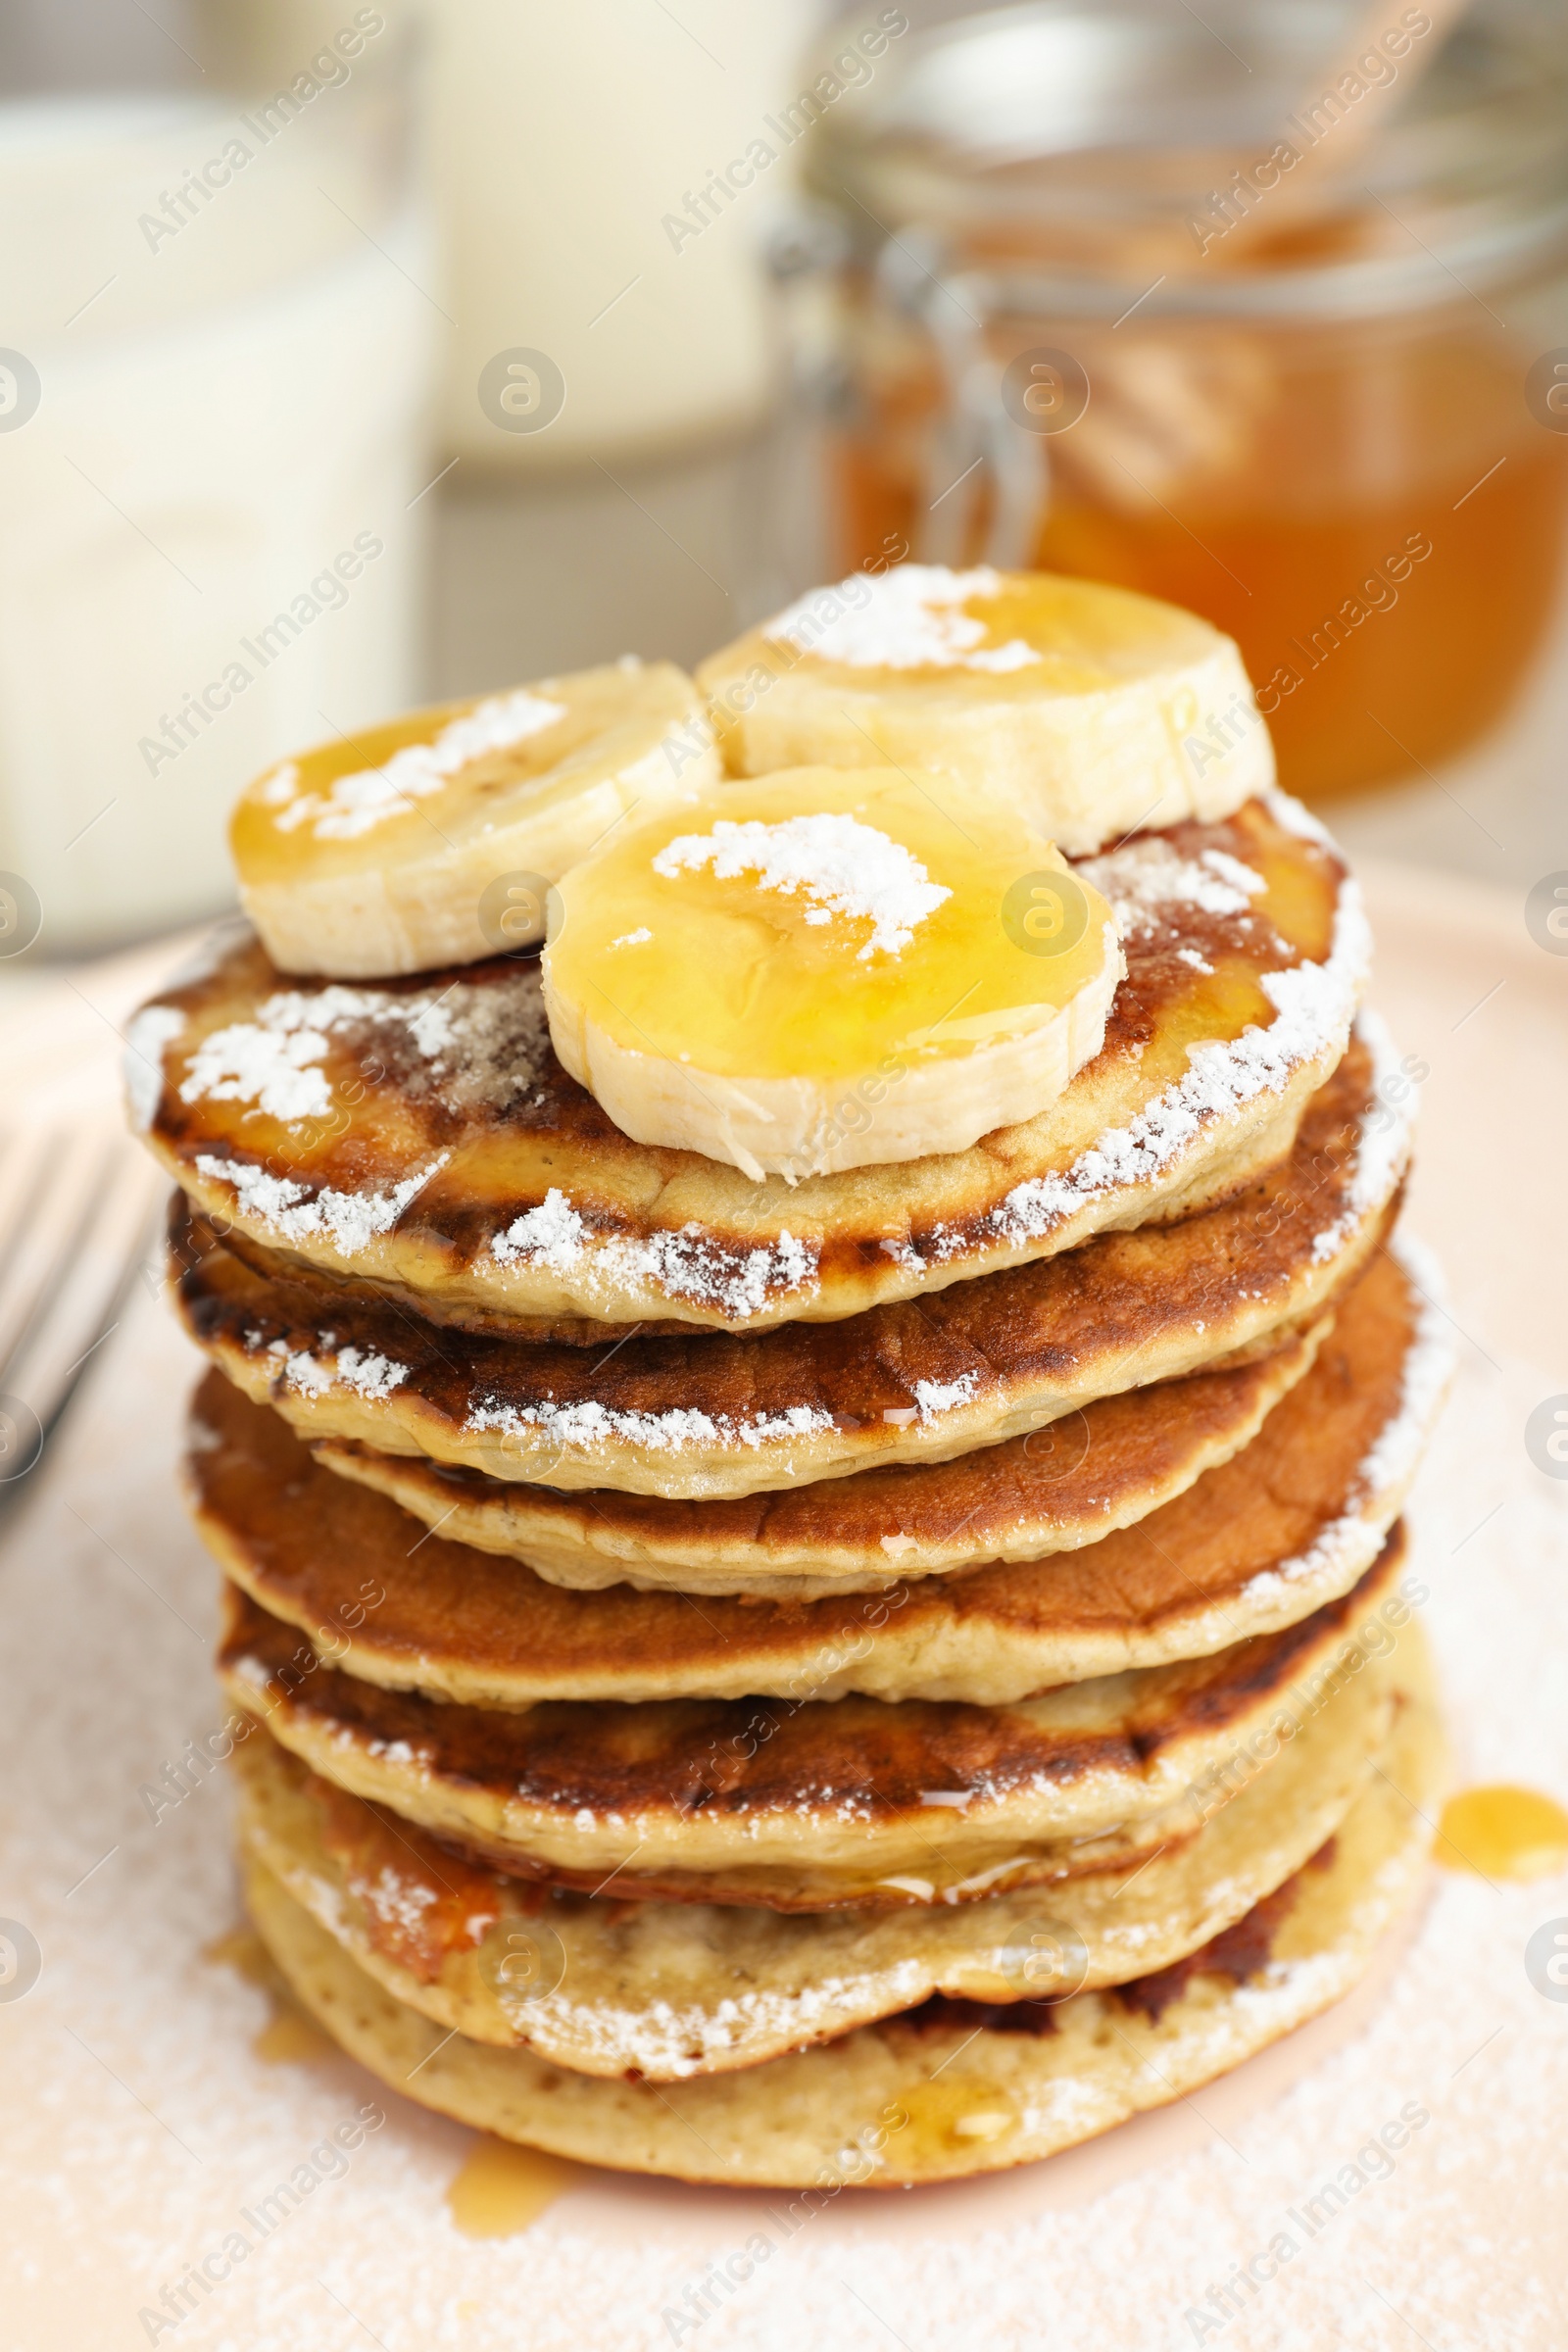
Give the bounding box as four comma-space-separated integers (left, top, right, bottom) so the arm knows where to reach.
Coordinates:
0, 1123, 168, 1496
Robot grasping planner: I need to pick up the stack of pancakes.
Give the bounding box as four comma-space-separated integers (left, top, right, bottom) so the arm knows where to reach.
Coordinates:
124, 647, 1449, 2191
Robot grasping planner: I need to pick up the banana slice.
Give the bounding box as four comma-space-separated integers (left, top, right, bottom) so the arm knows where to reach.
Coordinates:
696, 565, 1272, 856
541, 765, 1123, 1181
230, 660, 719, 979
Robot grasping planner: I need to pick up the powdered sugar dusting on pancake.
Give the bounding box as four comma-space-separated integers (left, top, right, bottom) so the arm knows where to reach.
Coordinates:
1306, 1008, 1411, 1268
1237, 1233, 1453, 1614
466, 1395, 835, 1461
144, 795, 1362, 1327
123, 1005, 185, 1132
195, 1155, 447, 1257
175, 972, 553, 1128
1078, 836, 1265, 937
934, 796, 1370, 1266
253, 1335, 409, 1403
491, 1188, 585, 1273
492, 1195, 818, 1318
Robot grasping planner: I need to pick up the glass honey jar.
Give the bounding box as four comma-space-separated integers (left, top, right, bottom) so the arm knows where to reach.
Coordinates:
797, 0, 1568, 800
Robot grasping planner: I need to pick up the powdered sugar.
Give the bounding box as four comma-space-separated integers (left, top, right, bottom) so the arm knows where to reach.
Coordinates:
180, 1011, 335, 1126
261, 1336, 409, 1402
403, 997, 457, 1059
258, 760, 299, 807
263, 689, 567, 843
524, 1970, 935, 2080
912, 1372, 980, 1423
490, 1201, 818, 1319
612, 1226, 816, 1318
1308, 1008, 1413, 1267
354, 1864, 443, 1946
1077, 836, 1265, 939
323, 1348, 408, 1403
944, 809, 1371, 1263
173, 972, 552, 1130
765, 565, 1041, 673
1237, 1233, 1455, 1614
122, 1004, 186, 1131
407, 975, 554, 1116
654, 812, 950, 960
177, 987, 417, 1127
466, 1395, 835, 1460
493, 1189, 587, 1273
194, 1155, 445, 1257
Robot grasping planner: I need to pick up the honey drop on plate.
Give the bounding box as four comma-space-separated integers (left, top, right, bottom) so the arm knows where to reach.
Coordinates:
204, 1925, 338, 2066
446, 2136, 584, 2238
1437, 1785, 1568, 1882
202, 1926, 272, 1985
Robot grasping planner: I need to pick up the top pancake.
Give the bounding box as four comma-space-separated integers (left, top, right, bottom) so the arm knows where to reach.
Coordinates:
127, 795, 1365, 1335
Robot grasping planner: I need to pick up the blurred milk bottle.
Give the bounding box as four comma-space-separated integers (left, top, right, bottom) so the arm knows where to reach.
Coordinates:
431, 0, 809, 465
413, 0, 830, 691
0, 1, 438, 956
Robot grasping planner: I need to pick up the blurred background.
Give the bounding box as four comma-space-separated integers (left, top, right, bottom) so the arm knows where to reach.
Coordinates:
2, 0, 1567, 961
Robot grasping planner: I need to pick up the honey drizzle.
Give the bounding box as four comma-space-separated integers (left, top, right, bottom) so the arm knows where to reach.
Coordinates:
1436, 1785, 1568, 1883
203, 1925, 338, 2067
446, 2136, 584, 2238
203, 1928, 581, 2233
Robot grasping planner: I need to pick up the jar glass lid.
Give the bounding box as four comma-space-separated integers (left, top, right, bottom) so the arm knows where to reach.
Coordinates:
808, 0, 1568, 314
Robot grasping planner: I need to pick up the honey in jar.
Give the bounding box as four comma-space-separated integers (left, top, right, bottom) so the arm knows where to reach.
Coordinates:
803, 0, 1568, 800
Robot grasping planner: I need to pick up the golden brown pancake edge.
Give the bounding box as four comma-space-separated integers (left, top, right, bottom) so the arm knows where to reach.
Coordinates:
170, 1028, 1407, 1500
185, 1247, 1442, 1703
133, 797, 1360, 1333
213, 1531, 1412, 1908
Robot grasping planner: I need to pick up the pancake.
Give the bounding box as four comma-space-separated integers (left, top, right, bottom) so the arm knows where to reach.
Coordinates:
128, 796, 1365, 1337
301, 1239, 1442, 1627
186, 1250, 1444, 1704
172, 1026, 1407, 1502
241, 1620, 1442, 2182
215, 1536, 1410, 1908
230, 1625, 1385, 2078
308, 1321, 1323, 1599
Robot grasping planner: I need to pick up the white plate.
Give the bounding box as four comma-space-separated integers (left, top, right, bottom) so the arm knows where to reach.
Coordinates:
0, 865, 1564, 2351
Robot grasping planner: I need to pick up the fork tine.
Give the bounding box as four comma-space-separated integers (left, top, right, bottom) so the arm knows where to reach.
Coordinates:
0, 1128, 55, 1294
3, 1147, 166, 1437
0, 1129, 118, 1389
